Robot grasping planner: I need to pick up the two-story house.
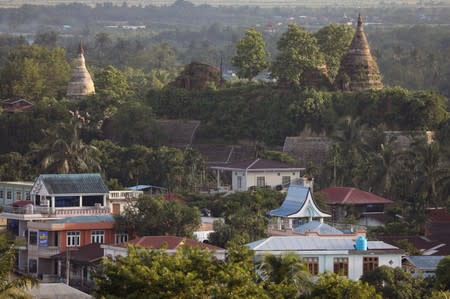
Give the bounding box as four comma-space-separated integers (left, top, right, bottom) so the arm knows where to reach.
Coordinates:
0, 173, 120, 280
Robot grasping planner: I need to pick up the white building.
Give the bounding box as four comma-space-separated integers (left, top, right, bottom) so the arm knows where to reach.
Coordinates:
247, 235, 403, 280
210, 159, 304, 192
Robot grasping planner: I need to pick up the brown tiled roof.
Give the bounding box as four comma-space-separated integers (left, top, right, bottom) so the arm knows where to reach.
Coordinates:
52, 243, 104, 263
427, 208, 450, 223
210, 158, 302, 171
318, 187, 393, 205
126, 236, 223, 251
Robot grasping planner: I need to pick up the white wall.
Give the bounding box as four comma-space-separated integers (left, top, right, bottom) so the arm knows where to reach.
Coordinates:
231, 170, 301, 191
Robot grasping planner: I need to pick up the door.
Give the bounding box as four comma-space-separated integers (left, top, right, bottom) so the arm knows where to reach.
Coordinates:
112, 203, 121, 215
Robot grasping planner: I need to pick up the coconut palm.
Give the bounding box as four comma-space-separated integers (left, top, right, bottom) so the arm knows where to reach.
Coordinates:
413, 142, 450, 208
0, 235, 37, 299
30, 119, 101, 174
259, 253, 312, 297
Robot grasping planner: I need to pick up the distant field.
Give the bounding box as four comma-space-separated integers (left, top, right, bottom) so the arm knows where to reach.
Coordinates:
1, 0, 450, 7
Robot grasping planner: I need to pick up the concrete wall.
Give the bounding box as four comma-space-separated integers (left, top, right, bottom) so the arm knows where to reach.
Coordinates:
231, 170, 301, 191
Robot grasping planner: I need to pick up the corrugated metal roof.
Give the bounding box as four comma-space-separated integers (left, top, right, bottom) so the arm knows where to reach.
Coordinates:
293, 221, 344, 235
248, 236, 399, 251
38, 173, 108, 194
49, 215, 115, 224
268, 185, 308, 217
405, 256, 445, 270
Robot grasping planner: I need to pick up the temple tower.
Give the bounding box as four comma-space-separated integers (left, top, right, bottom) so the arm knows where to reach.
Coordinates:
67, 41, 95, 98
335, 14, 383, 92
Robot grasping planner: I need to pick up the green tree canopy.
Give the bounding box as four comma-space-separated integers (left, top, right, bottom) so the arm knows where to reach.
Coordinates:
232, 28, 269, 80
435, 256, 450, 291
94, 244, 270, 299
118, 196, 201, 238
0, 45, 71, 101
271, 24, 324, 86
314, 24, 355, 79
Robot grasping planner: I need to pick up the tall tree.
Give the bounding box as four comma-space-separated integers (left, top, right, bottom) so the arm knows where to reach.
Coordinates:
271, 24, 323, 86
0, 233, 37, 298
314, 24, 355, 79
231, 28, 269, 80
30, 119, 101, 174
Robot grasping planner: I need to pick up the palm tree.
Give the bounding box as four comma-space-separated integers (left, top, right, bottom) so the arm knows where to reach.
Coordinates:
413, 142, 450, 208
259, 253, 312, 297
0, 235, 37, 298
30, 119, 101, 174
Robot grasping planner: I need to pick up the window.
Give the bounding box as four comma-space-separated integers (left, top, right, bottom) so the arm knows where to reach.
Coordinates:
25, 192, 30, 200
67, 231, 80, 247
282, 176, 291, 186
363, 257, 379, 274
82, 196, 104, 207
256, 176, 265, 187
55, 196, 79, 207
333, 258, 348, 276
91, 230, 105, 244
0, 190, 3, 199
115, 233, 128, 245
16, 192, 22, 200
304, 257, 319, 275
237, 176, 242, 189
6, 191, 12, 200
28, 259, 37, 273
29, 231, 37, 246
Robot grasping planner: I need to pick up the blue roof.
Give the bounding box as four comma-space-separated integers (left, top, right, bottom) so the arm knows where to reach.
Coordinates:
49, 215, 116, 224
38, 173, 108, 194
127, 185, 154, 191
293, 221, 343, 235
405, 256, 445, 270
268, 185, 309, 217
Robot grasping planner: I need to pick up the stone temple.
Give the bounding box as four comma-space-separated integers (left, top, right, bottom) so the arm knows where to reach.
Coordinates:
67, 41, 95, 98
335, 14, 383, 92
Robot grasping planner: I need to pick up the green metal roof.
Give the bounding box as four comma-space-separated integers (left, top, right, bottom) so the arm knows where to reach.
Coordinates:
38, 173, 109, 195
49, 215, 116, 224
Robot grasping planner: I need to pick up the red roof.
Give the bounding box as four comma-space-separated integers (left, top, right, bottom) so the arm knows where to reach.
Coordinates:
210, 158, 303, 171
126, 236, 223, 251
318, 187, 393, 205
428, 208, 450, 223
163, 193, 186, 204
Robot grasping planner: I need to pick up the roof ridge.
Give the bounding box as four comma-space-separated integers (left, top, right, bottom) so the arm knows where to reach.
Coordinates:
342, 188, 354, 204
246, 158, 260, 170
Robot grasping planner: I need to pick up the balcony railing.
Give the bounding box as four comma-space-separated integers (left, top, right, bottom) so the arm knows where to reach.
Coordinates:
109, 190, 143, 200
28, 245, 61, 258
1, 205, 110, 216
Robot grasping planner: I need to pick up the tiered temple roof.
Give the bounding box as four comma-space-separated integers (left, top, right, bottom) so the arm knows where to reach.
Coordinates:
67, 41, 95, 98
335, 14, 383, 92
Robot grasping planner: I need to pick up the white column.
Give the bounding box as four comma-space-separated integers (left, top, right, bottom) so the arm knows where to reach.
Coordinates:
103, 195, 107, 207
79, 196, 82, 207
216, 170, 220, 189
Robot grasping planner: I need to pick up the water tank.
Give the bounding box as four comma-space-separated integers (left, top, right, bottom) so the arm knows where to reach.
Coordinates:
355, 236, 368, 251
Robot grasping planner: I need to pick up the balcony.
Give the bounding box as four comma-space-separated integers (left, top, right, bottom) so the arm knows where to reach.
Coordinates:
0, 205, 110, 220
109, 190, 143, 201
28, 245, 61, 258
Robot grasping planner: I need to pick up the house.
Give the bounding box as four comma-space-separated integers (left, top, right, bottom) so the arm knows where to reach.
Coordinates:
102, 236, 226, 260
317, 187, 393, 226
209, 158, 305, 192
0, 181, 33, 206
0, 98, 34, 113
247, 235, 403, 280
268, 184, 330, 231
52, 243, 105, 290
0, 174, 120, 280
403, 256, 445, 277
108, 190, 143, 215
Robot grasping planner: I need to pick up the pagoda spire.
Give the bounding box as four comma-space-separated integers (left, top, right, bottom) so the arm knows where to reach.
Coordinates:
334, 14, 383, 92
67, 41, 95, 98
78, 40, 84, 55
